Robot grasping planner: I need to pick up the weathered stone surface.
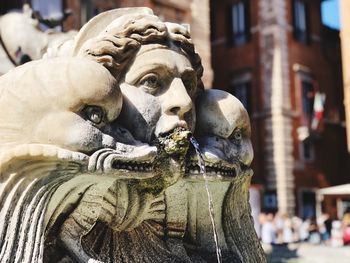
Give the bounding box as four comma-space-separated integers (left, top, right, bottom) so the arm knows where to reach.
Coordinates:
0, 7, 265, 263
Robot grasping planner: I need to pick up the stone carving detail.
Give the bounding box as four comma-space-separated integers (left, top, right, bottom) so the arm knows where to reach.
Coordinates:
0, 8, 265, 263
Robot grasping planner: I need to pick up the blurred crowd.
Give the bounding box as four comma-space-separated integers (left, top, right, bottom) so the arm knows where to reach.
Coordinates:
258, 209, 350, 247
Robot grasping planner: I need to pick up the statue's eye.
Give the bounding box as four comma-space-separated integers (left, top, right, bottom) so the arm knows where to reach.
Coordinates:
139, 73, 160, 93
82, 106, 104, 124
231, 129, 242, 142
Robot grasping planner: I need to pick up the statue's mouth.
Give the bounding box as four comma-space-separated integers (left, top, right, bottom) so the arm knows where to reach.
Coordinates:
185, 161, 237, 178
88, 146, 157, 176
89, 127, 191, 176
185, 152, 252, 180
158, 126, 188, 139
156, 120, 189, 139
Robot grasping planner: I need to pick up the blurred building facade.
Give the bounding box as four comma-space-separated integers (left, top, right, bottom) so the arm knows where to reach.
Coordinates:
340, 0, 350, 152
0, 0, 348, 218
211, 0, 348, 217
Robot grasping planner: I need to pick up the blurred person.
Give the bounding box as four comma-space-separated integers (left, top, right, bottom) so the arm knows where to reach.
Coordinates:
258, 212, 266, 239
282, 214, 294, 243
274, 212, 284, 244
318, 213, 332, 243
261, 213, 276, 244
292, 216, 302, 242
331, 220, 343, 247
308, 218, 321, 244
257, 212, 266, 239
324, 213, 333, 244
342, 209, 350, 245
317, 213, 327, 241
299, 218, 311, 242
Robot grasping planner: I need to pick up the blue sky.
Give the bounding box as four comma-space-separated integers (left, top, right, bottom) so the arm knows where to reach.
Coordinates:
321, 0, 340, 29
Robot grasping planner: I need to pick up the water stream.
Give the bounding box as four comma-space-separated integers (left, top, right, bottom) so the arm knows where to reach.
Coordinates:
189, 136, 222, 263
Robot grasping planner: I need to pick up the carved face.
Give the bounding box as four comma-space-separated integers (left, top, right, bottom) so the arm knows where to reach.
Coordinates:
0, 58, 123, 154
118, 45, 197, 144
188, 89, 253, 178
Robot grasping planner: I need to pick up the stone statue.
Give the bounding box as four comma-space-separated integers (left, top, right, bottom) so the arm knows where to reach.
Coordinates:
0, 7, 265, 263
0, 4, 76, 66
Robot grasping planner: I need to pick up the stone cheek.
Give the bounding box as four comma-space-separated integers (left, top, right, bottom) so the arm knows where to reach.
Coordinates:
0, 7, 265, 263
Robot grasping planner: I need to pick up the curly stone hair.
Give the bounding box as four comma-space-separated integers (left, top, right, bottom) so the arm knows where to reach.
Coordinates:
77, 13, 204, 92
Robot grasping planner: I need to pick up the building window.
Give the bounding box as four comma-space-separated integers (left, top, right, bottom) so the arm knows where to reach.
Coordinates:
31, 0, 63, 30
300, 139, 314, 161
228, 0, 250, 46
293, 0, 309, 43
230, 72, 252, 113
263, 190, 278, 213
231, 81, 251, 113
80, 0, 94, 25
301, 80, 314, 124
298, 189, 316, 219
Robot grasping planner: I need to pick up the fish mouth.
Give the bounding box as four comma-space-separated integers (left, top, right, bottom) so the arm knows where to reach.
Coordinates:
185, 149, 252, 180
88, 146, 157, 177
185, 160, 238, 180
111, 160, 154, 172
185, 161, 237, 177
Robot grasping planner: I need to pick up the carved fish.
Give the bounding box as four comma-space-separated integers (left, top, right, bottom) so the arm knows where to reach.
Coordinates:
181, 89, 266, 262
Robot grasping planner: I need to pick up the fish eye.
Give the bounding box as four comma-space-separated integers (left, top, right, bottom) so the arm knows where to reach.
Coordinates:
82, 106, 105, 124
231, 129, 242, 142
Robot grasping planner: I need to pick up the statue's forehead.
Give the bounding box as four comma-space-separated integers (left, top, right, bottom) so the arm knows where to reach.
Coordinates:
136, 43, 179, 55
126, 44, 192, 74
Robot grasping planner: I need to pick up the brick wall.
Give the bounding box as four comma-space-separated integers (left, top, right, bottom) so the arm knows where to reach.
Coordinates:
210, 0, 347, 215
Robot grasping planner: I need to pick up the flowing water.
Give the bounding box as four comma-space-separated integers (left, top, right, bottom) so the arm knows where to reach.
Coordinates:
189, 136, 222, 263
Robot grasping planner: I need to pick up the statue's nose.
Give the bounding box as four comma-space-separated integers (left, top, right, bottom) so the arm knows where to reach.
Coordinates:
161, 78, 192, 118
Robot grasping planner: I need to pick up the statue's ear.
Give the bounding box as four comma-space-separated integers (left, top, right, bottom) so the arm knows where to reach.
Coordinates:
71, 7, 153, 56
